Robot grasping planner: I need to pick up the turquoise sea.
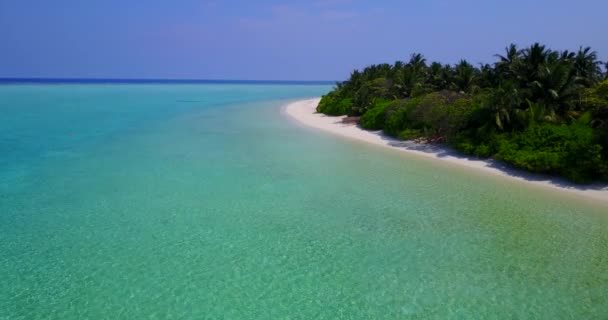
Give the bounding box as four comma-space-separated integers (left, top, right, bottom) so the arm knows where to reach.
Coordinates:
1, 83, 607, 319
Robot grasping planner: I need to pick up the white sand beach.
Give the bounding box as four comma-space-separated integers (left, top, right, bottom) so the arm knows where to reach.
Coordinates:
284, 98, 608, 205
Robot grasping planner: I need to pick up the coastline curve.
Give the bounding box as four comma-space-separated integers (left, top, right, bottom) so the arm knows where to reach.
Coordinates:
284, 98, 608, 206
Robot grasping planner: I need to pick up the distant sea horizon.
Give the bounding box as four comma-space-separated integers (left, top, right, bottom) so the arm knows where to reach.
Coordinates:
0, 78, 336, 85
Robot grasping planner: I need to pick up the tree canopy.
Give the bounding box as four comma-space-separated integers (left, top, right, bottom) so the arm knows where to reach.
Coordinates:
317, 43, 608, 183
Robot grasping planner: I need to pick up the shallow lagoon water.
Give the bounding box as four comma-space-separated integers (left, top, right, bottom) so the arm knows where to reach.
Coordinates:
1, 84, 607, 319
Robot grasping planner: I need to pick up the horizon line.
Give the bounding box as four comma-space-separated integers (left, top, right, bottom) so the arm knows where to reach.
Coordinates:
0, 77, 337, 84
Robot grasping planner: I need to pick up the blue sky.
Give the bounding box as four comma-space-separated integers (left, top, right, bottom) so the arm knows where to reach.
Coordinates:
1, 0, 607, 80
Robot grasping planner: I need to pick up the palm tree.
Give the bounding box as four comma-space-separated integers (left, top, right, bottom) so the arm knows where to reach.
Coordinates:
496, 43, 520, 64
532, 59, 580, 114
516, 100, 549, 126
393, 61, 405, 75
404, 53, 428, 95
453, 60, 477, 93
427, 62, 449, 91
408, 53, 427, 73
559, 50, 575, 62
343, 70, 362, 96
573, 46, 601, 86
478, 63, 499, 88
495, 43, 521, 80
394, 67, 426, 98
441, 65, 455, 89
485, 81, 522, 130
520, 43, 550, 83
362, 64, 392, 80
389, 61, 406, 97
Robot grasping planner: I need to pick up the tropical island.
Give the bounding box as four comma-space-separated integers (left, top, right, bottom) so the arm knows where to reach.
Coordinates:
311, 43, 608, 183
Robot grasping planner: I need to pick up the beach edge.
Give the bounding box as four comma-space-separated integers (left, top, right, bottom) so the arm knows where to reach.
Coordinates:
283, 98, 608, 205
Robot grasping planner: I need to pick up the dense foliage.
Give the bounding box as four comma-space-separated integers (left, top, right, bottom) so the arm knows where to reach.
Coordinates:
317, 43, 608, 183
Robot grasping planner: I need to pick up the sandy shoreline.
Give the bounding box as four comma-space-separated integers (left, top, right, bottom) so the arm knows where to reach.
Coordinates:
284, 98, 608, 205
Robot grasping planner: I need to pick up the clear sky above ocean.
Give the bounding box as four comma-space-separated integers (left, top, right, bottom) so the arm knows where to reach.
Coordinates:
1, 0, 607, 80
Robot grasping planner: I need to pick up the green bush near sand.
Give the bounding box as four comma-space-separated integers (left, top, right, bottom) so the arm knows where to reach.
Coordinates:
316, 92, 352, 116
495, 118, 607, 183
316, 43, 608, 183
359, 99, 393, 130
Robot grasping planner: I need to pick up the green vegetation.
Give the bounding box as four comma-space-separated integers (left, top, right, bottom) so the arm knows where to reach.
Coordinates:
360, 99, 392, 130
318, 43, 608, 183
316, 92, 352, 115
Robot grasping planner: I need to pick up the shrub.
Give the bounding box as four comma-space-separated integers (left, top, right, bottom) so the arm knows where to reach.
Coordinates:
496, 119, 605, 183
452, 131, 500, 158
582, 80, 608, 112
352, 78, 393, 115
408, 91, 478, 142
593, 80, 608, 98
383, 98, 422, 137
317, 92, 352, 116
359, 100, 394, 130
398, 129, 423, 140
454, 141, 495, 158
